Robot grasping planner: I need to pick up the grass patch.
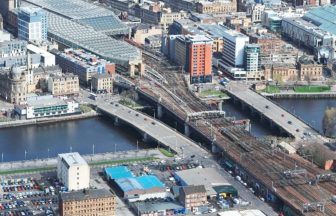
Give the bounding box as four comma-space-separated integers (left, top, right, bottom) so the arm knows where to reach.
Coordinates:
0, 166, 56, 175
89, 156, 158, 167
158, 148, 175, 157
119, 98, 142, 108
294, 85, 331, 93
79, 104, 93, 113
199, 89, 228, 98
263, 85, 280, 93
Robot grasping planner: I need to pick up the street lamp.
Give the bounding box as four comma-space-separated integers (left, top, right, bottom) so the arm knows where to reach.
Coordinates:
70, 146, 72, 153
114, 143, 117, 154
1, 152, 3, 163
92, 144, 95, 155
24, 150, 27, 160
47, 148, 50, 159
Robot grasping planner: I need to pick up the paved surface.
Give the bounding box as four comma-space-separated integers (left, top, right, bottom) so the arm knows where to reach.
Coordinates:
97, 102, 203, 158
0, 149, 166, 172
226, 83, 323, 143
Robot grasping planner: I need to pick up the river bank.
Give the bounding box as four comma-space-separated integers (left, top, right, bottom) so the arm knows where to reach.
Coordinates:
0, 149, 165, 176
0, 111, 99, 129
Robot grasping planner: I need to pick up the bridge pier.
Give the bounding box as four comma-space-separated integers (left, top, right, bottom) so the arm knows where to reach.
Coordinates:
184, 123, 190, 137
211, 142, 220, 153
157, 104, 163, 119
114, 117, 119, 126
217, 101, 223, 111
142, 132, 149, 142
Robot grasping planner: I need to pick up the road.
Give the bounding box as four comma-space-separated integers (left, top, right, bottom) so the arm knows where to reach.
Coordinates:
226, 82, 322, 143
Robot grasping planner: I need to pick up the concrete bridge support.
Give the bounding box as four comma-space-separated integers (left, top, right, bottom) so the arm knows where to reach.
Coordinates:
217, 101, 223, 111
142, 132, 149, 142
114, 117, 119, 126
157, 104, 163, 119
184, 123, 190, 137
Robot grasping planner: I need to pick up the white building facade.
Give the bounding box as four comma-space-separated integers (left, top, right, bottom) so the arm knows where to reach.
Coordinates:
57, 152, 90, 191
222, 28, 249, 67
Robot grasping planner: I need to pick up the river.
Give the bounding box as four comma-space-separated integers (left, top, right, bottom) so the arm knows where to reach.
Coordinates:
0, 117, 144, 162
1, 98, 335, 161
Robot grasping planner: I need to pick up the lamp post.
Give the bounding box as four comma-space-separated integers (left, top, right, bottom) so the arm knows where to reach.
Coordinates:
24, 150, 27, 160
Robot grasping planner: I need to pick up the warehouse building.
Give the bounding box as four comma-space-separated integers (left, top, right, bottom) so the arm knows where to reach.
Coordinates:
105, 166, 167, 201
174, 168, 236, 198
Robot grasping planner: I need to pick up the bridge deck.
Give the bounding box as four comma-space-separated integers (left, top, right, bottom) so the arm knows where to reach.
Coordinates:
97, 102, 203, 158
226, 83, 320, 141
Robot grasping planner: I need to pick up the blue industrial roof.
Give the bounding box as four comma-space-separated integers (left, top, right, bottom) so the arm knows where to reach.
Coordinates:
115, 177, 143, 192
105, 166, 134, 180
114, 175, 165, 193
303, 5, 336, 35
136, 175, 165, 189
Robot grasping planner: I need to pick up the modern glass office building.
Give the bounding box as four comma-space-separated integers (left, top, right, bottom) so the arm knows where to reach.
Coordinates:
18, 7, 47, 42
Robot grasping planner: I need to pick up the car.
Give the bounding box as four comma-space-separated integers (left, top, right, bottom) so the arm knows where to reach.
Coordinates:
288, 121, 292, 124
281, 114, 284, 117
296, 129, 300, 132
265, 105, 269, 109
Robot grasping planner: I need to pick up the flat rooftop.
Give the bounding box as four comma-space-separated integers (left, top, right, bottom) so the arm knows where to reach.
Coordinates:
60, 188, 114, 202
174, 167, 230, 196
27, 97, 67, 108
218, 209, 266, 216
135, 201, 184, 213
58, 152, 88, 167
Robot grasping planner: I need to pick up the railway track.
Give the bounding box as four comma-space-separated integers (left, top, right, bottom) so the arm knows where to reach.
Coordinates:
140, 51, 336, 215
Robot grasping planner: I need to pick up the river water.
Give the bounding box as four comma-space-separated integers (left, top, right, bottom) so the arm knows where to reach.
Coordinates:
1, 98, 335, 161
0, 117, 142, 162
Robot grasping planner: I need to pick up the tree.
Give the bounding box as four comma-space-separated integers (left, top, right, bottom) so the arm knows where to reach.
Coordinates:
322, 107, 336, 137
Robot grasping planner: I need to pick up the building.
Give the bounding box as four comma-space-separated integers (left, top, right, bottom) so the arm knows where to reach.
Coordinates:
134, 3, 187, 31
26, 65, 63, 93
197, 24, 229, 53
244, 44, 261, 79
172, 35, 213, 84
0, 30, 11, 42
27, 44, 55, 67
132, 24, 162, 45
297, 55, 323, 81
59, 188, 116, 216
0, 0, 19, 20
21, 0, 143, 75
196, 0, 236, 14
102, 0, 135, 12
57, 152, 90, 191
225, 12, 252, 31
105, 166, 167, 201
0, 67, 27, 104
144, 35, 162, 50
222, 29, 249, 67
18, 7, 47, 43
247, 3, 265, 23
48, 73, 79, 96
91, 73, 113, 93
0, 39, 27, 68
179, 185, 206, 211
163, 0, 196, 12
14, 95, 80, 119
174, 168, 234, 197
263, 63, 298, 82
131, 201, 185, 216
52, 49, 116, 86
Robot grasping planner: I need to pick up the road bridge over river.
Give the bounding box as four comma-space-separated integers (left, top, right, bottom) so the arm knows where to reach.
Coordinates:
97, 102, 204, 158
225, 83, 325, 143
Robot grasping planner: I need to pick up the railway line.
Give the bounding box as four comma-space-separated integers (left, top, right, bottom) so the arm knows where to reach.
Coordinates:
140, 50, 336, 215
